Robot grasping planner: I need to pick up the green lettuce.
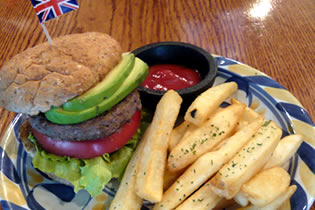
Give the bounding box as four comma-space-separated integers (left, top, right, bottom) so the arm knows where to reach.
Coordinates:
29, 110, 152, 197
79, 157, 112, 196
31, 135, 136, 197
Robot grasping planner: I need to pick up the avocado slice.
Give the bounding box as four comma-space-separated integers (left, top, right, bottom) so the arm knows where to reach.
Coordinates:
45, 58, 149, 124
63, 53, 135, 111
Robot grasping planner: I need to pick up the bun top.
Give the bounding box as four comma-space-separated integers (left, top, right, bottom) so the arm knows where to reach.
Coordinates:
0, 32, 123, 115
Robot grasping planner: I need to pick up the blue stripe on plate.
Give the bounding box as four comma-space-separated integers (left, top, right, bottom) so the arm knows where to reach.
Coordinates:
215, 56, 238, 66
0, 147, 20, 184
40, 184, 76, 202
17, 144, 28, 199
246, 76, 286, 89
217, 70, 253, 104
26, 187, 45, 210
297, 142, 315, 173
276, 102, 315, 126
0, 200, 28, 210
290, 179, 308, 210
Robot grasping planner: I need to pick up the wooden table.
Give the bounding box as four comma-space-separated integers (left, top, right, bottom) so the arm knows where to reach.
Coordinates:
0, 0, 314, 209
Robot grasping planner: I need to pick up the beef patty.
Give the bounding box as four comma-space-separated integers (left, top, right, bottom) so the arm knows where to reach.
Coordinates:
28, 90, 141, 141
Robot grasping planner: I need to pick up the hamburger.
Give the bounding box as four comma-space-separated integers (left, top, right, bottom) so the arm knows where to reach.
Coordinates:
0, 32, 149, 196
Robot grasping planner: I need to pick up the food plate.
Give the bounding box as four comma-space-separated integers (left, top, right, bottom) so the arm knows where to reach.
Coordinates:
0, 56, 314, 210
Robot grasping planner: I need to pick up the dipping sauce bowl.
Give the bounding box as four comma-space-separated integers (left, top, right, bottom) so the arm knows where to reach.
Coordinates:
133, 42, 217, 113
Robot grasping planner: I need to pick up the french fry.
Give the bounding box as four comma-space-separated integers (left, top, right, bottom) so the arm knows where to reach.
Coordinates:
213, 198, 237, 210
135, 90, 182, 202
231, 98, 262, 131
154, 118, 263, 209
241, 167, 291, 207
109, 126, 152, 210
168, 121, 192, 152
213, 108, 263, 152
236, 205, 258, 210
209, 120, 282, 199
278, 199, 291, 210
163, 167, 187, 191
234, 192, 249, 207
157, 154, 225, 210
175, 183, 222, 210
264, 134, 303, 169
184, 82, 238, 126
260, 185, 297, 210
168, 104, 245, 172
171, 107, 224, 152
237, 185, 297, 210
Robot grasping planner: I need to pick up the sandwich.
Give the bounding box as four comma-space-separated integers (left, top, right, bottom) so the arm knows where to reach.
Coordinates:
0, 32, 149, 196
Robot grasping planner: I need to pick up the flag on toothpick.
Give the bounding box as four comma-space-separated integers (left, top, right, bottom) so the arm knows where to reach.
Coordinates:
30, 0, 79, 45
30, 0, 79, 23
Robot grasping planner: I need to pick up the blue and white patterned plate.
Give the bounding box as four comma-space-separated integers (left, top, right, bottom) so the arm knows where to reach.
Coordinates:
0, 56, 314, 210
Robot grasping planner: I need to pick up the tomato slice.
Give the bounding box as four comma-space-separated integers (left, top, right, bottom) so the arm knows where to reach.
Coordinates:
32, 110, 141, 159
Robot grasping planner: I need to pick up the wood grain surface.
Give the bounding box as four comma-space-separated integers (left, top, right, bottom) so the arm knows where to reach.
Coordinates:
0, 0, 314, 209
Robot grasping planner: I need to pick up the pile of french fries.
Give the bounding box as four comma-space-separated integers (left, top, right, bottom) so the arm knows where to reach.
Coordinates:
109, 82, 303, 210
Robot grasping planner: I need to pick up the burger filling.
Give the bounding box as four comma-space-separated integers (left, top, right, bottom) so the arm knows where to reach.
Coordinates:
23, 90, 151, 197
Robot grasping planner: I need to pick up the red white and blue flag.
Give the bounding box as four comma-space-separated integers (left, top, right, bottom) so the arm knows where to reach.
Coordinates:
30, 0, 79, 23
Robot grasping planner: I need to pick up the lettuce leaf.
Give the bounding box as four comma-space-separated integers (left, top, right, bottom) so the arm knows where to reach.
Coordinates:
108, 146, 134, 180
80, 157, 112, 196
32, 149, 82, 188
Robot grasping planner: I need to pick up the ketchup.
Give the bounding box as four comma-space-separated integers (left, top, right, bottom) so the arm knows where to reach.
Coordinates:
141, 64, 201, 91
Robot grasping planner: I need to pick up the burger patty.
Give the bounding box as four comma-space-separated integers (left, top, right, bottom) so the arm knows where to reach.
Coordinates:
28, 90, 141, 141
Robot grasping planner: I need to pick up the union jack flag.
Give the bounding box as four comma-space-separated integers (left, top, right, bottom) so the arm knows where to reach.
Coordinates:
30, 0, 79, 23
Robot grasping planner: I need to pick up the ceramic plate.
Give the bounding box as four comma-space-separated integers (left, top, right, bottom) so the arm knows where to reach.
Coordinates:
0, 56, 314, 210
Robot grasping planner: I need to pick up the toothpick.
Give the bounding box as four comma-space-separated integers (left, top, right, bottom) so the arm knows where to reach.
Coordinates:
40, 22, 53, 46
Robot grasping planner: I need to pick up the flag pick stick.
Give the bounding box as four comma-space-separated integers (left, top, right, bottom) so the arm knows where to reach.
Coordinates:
40, 22, 53, 46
